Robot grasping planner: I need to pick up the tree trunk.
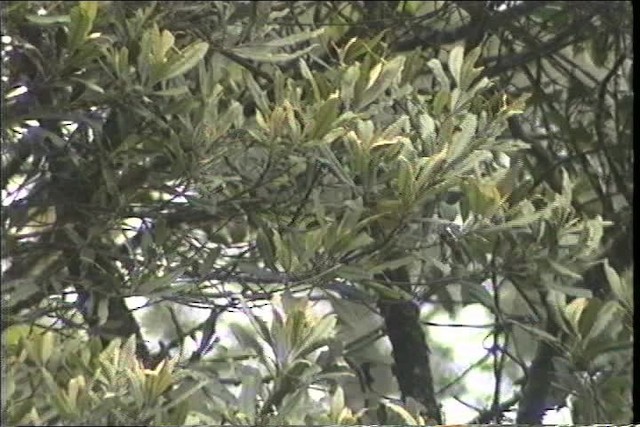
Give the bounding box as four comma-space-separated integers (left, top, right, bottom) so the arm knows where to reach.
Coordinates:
377, 267, 442, 424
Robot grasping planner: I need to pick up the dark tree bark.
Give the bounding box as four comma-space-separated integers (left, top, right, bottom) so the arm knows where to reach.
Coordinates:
515, 321, 560, 424
377, 267, 442, 424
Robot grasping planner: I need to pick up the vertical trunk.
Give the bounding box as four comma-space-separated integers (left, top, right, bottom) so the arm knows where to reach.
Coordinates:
376, 267, 442, 424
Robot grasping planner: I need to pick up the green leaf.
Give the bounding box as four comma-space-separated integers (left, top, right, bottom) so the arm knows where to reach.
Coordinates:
583, 300, 621, 345
448, 44, 465, 87
397, 156, 416, 205
479, 209, 545, 233
563, 297, 588, 335
4, 279, 42, 309
547, 282, 593, 298
151, 86, 190, 97
459, 45, 484, 90
272, 230, 292, 271
382, 400, 419, 425
156, 29, 175, 62
240, 301, 274, 349
357, 56, 406, 110
67, 2, 98, 52
294, 315, 336, 360
448, 113, 477, 159
253, 28, 325, 48
256, 228, 278, 271
153, 42, 209, 85
547, 259, 583, 280
369, 256, 416, 274
96, 298, 109, 326
229, 323, 266, 361
603, 259, 625, 302
135, 269, 184, 295
26, 14, 71, 25
515, 322, 562, 347
432, 89, 450, 115
244, 70, 271, 114
310, 93, 340, 140
336, 231, 374, 254
231, 45, 317, 63
546, 290, 573, 336
238, 366, 261, 419
460, 281, 496, 311
427, 59, 451, 92
317, 144, 356, 188
340, 64, 361, 106
198, 247, 221, 277
299, 59, 321, 102
70, 77, 104, 94
417, 111, 436, 150
379, 115, 409, 140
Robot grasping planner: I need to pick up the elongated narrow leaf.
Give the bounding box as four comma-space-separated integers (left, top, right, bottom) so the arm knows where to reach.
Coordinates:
160, 42, 209, 82
583, 300, 621, 345
369, 256, 416, 274
448, 113, 477, 159
295, 315, 337, 359
547, 259, 583, 280
299, 59, 321, 102
357, 56, 405, 110
250, 28, 325, 48
448, 45, 465, 87
311, 93, 340, 139
460, 280, 496, 311
67, 1, 98, 51
26, 14, 71, 24
547, 281, 593, 298
383, 401, 420, 425
238, 366, 261, 419
427, 59, 451, 92
603, 259, 626, 302
229, 323, 266, 362
231, 45, 317, 63
459, 45, 483, 90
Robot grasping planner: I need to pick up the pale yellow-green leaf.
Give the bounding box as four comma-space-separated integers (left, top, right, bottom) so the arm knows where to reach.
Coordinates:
383, 400, 420, 425
379, 115, 409, 140
546, 290, 573, 336
330, 385, 346, 419
299, 58, 321, 102
229, 323, 266, 362
427, 58, 451, 92
448, 113, 477, 159
340, 64, 361, 106
251, 28, 325, 48
231, 44, 317, 63
563, 297, 589, 336
547, 259, 583, 280
357, 56, 406, 110
433, 89, 450, 115
397, 156, 416, 205
68, 1, 98, 51
156, 29, 175, 62
366, 62, 384, 90
311, 92, 341, 139
448, 44, 465, 87
459, 45, 484, 90
160, 42, 209, 83
295, 315, 337, 360
603, 259, 627, 303
418, 111, 436, 151
583, 300, 622, 345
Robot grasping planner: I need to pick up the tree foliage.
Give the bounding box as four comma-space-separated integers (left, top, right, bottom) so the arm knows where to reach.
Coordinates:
2, 1, 632, 425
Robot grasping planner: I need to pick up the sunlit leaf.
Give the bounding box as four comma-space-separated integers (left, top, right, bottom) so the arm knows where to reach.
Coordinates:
448, 44, 465, 87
